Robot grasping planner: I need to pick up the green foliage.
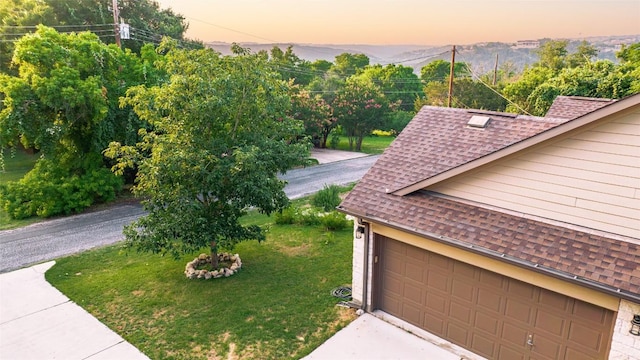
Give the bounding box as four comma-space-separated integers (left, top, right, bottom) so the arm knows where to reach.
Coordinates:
312, 184, 342, 211
320, 211, 351, 231
274, 206, 298, 225
0, 155, 122, 219
357, 64, 422, 111
107, 42, 310, 259
382, 110, 414, 134
535, 40, 569, 71
0, 0, 198, 71
290, 86, 336, 148
331, 52, 370, 77
333, 77, 392, 151
269, 46, 314, 86
503, 40, 640, 115
420, 59, 470, 83
0, 26, 147, 218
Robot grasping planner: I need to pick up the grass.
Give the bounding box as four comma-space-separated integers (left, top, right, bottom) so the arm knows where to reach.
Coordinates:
0, 148, 40, 230
332, 135, 394, 154
46, 202, 357, 360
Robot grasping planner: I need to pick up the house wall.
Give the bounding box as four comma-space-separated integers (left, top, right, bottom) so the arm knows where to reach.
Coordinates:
431, 110, 640, 240
609, 299, 640, 360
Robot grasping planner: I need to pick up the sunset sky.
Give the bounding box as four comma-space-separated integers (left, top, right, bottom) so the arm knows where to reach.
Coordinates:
154, 0, 640, 45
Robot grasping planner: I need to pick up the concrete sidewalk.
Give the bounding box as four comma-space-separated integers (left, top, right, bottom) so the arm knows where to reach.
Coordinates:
0, 261, 148, 360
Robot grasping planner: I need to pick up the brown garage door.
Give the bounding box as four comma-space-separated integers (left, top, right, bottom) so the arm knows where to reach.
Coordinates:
376, 235, 615, 360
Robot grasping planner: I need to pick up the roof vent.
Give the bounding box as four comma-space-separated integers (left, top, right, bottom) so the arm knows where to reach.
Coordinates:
467, 115, 491, 128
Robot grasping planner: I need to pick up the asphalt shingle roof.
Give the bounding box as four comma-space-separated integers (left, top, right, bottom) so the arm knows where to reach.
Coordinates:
545, 96, 616, 120
340, 97, 640, 299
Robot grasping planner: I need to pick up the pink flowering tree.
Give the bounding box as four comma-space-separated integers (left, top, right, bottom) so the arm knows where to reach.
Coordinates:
289, 86, 336, 148
333, 78, 392, 151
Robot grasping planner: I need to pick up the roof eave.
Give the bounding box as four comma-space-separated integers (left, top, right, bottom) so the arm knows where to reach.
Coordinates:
392, 93, 640, 196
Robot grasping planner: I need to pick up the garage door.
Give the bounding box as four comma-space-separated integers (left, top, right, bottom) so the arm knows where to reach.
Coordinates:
376, 235, 615, 360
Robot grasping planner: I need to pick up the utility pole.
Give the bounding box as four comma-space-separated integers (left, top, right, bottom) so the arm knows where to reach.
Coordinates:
493, 53, 499, 86
112, 0, 121, 48
447, 45, 456, 108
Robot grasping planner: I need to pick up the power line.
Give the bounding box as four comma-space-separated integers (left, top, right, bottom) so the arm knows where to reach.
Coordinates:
455, 50, 534, 116
1, 24, 114, 29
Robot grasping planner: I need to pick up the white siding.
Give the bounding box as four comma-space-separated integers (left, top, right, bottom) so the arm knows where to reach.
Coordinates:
431, 111, 640, 239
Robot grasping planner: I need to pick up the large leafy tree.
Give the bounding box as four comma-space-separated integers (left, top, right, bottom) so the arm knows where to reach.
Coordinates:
333, 77, 391, 151
0, 26, 147, 218
331, 52, 369, 77
0, 0, 198, 72
269, 45, 314, 86
106, 42, 310, 268
357, 64, 422, 111
0, 0, 55, 74
290, 86, 335, 148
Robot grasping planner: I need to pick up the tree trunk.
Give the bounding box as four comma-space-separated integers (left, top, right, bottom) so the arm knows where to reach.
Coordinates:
355, 135, 364, 152
210, 240, 219, 269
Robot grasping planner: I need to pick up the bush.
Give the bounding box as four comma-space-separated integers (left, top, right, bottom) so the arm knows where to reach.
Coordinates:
299, 209, 321, 226
312, 184, 342, 211
274, 206, 298, 225
0, 157, 122, 219
320, 211, 351, 231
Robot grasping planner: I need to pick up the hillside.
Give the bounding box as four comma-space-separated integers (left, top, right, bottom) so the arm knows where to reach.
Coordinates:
206, 34, 640, 75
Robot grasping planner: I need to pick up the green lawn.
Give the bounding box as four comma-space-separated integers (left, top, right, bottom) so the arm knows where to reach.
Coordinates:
46, 204, 356, 359
0, 148, 40, 230
332, 135, 395, 154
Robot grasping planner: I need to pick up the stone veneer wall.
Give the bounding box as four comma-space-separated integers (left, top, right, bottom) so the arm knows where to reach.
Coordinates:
609, 300, 640, 360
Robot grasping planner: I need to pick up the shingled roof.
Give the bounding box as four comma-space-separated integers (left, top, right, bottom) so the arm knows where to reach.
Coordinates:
339, 95, 640, 301
545, 96, 616, 120
377, 108, 564, 194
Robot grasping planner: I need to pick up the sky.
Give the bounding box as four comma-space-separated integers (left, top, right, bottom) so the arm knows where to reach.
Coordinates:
154, 0, 640, 45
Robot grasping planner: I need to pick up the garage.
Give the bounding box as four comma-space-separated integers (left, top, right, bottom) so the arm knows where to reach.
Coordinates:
375, 235, 616, 360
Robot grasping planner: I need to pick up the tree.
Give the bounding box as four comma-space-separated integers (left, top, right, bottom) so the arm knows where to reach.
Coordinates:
0, 26, 146, 218
535, 40, 569, 71
269, 45, 314, 86
502, 66, 555, 114
617, 42, 640, 93
527, 60, 636, 115
0, 0, 199, 71
0, 0, 55, 74
105, 42, 310, 268
356, 64, 422, 111
420, 59, 469, 83
331, 53, 369, 77
415, 78, 506, 112
310, 59, 333, 74
333, 77, 391, 151
290, 87, 335, 148
567, 40, 598, 68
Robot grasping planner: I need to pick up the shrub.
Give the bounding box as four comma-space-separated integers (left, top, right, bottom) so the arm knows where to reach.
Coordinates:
274, 206, 298, 225
299, 209, 321, 226
320, 211, 351, 231
0, 157, 122, 219
312, 184, 342, 211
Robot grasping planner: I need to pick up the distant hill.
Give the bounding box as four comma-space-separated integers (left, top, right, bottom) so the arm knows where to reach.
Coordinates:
206, 34, 640, 75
